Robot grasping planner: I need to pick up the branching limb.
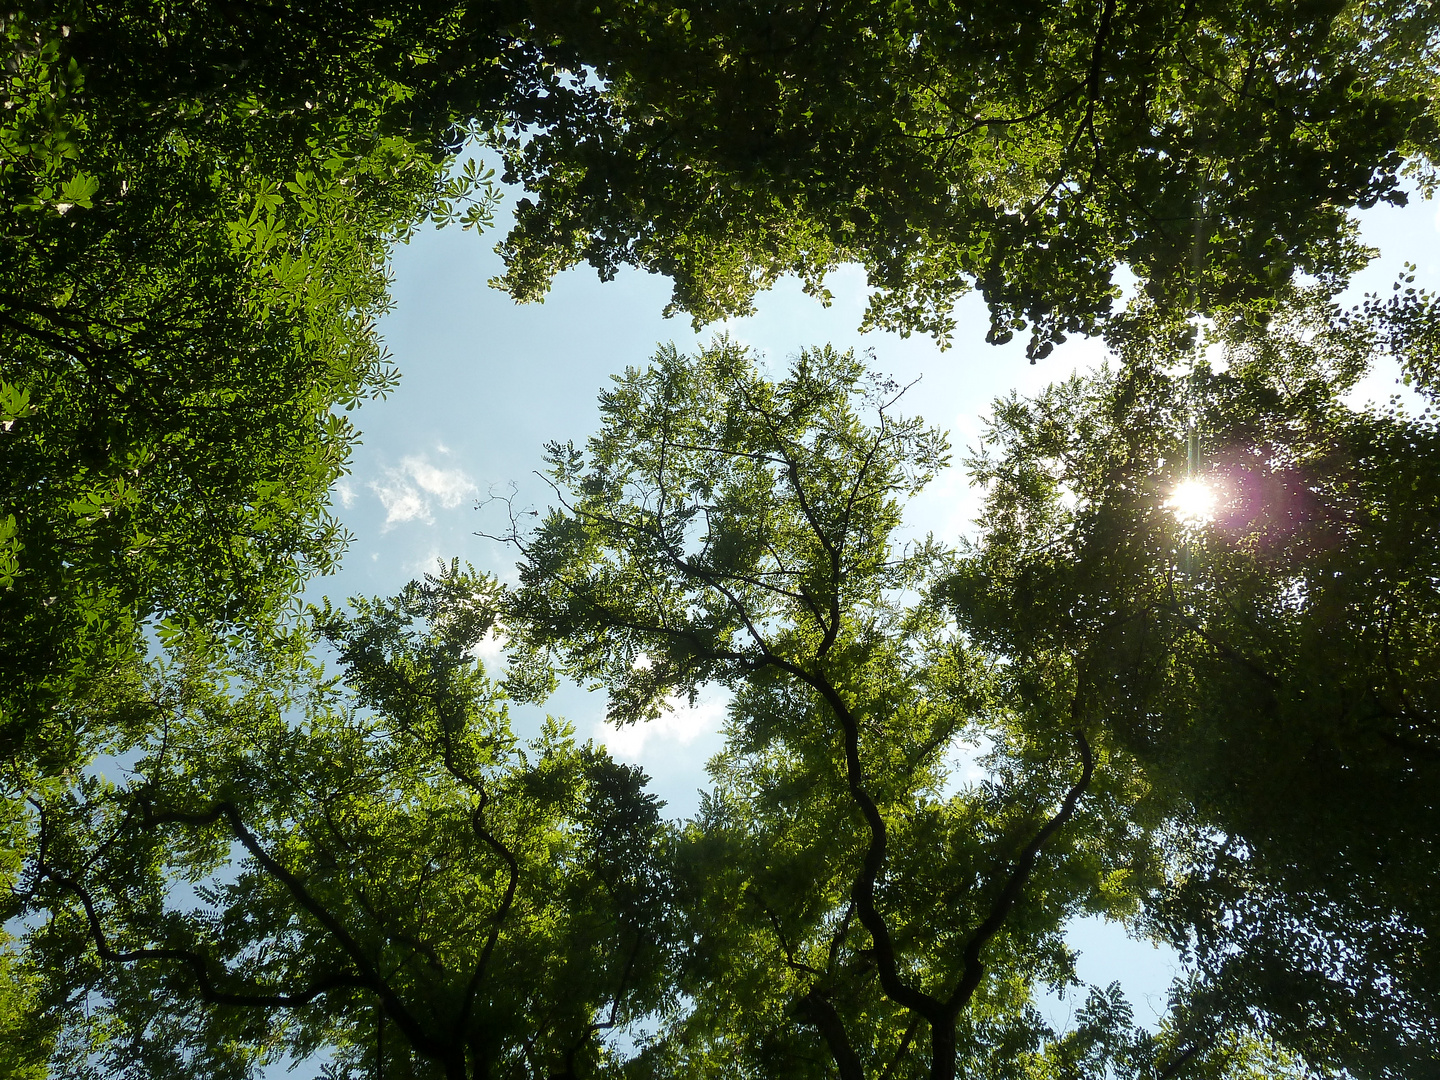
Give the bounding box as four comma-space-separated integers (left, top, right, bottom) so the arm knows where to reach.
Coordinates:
1023, 0, 1118, 221
794, 989, 865, 1080
804, 672, 943, 1023
427, 738, 520, 1041
943, 729, 1095, 1019
129, 798, 446, 1059
30, 802, 370, 1011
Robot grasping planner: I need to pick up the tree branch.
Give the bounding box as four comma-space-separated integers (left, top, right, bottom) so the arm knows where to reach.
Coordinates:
794, 988, 865, 1080
33, 815, 369, 1011
135, 798, 446, 1060
804, 671, 943, 1023
943, 728, 1095, 1019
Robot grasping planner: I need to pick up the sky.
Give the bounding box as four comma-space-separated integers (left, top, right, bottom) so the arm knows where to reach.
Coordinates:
305, 174, 1440, 1034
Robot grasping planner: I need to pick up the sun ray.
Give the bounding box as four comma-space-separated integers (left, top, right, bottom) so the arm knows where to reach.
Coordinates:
1167, 478, 1216, 526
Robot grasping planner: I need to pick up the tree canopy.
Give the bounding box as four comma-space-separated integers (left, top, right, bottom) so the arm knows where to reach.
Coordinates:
496, 0, 1440, 353
948, 283, 1440, 1077
492, 340, 1337, 1077
8, 304, 1440, 1076
0, 0, 510, 768
5, 3, 1440, 1077
14, 565, 675, 1080
7, 0, 1438, 765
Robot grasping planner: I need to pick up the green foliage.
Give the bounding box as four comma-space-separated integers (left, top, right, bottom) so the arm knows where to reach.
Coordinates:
0, 932, 55, 1080
502, 341, 1295, 1080
5, 8, 1438, 1076
950, 284, 1440, 1076
11, 565, 675, 1080
8, 0, 1436, 771
0, 1, 514, 767
507, 339, 952, 718
496, 0, 1440, 354
11, 325, 1423, 1078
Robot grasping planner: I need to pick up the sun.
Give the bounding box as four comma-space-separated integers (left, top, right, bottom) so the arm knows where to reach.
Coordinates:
1167, 477, 1217, 526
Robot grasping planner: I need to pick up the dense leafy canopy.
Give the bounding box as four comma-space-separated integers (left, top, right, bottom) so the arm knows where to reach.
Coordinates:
7, 0, 1438, 767
950, 284, 1440, 1076
7, 310, 1440, 1077
497, 0, 1440, 352
4, 3, 1440, 1078
14, 566, 675, 1080
0, 0, 530, 766
496, 343, 1306, 1079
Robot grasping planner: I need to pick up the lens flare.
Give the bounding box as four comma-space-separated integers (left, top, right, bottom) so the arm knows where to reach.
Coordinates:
1167, 478, 1217, 526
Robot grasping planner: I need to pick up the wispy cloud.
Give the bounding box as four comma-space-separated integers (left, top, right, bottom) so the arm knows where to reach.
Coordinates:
370, 454, 477, 528
334, 479, 357, 508
470, 624, 508, 670
596, 693, 729, 760
937, 732, 995, 799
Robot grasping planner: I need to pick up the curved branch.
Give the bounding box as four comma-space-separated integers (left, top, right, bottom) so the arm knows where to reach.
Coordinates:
1022, 0, 1118, 221
917, 83, 1086, 146
217, 803, 449, 1059
757, 893, 824, 978
39, 860, 369, 1010
455, 795, 520, 1037
794, 989, 864, 1080
136, 798, 446, 1060
804, 671, 943, 1023
943, 728, 1095, 1019
411, 716, 523, 1042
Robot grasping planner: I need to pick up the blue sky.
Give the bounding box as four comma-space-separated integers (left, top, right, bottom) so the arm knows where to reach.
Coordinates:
307, 176, 1440, 1029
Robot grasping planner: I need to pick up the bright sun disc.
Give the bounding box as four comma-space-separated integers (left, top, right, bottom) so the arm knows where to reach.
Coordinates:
1167, 478, 1217, 525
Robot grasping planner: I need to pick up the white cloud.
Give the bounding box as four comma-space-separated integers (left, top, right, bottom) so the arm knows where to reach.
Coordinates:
369, 454, 478, 528
937, 732, 995, 799
470, 624, 508, 669
334, 480, 357, 508
372, 480, 429, 525
405, 457, 475, 509
407, 548, 445, 576
596, 693, 729, 760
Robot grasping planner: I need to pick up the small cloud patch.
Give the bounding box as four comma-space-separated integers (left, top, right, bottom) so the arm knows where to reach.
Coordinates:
370, 455, 478, 528
471, 624, 508, 669
597, 693, 728, 760
937, 732, 995, 799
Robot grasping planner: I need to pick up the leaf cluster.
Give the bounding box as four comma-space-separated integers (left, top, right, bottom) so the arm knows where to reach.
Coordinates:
0, 0, 522, 768
9, 564, 678, 1080
951, 284, 1440, 1076
499, 340, 1299, 1080
495, 0, 1439, 354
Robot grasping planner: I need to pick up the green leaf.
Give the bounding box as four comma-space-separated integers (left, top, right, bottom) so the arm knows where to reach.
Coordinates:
56, 170, 98, 209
